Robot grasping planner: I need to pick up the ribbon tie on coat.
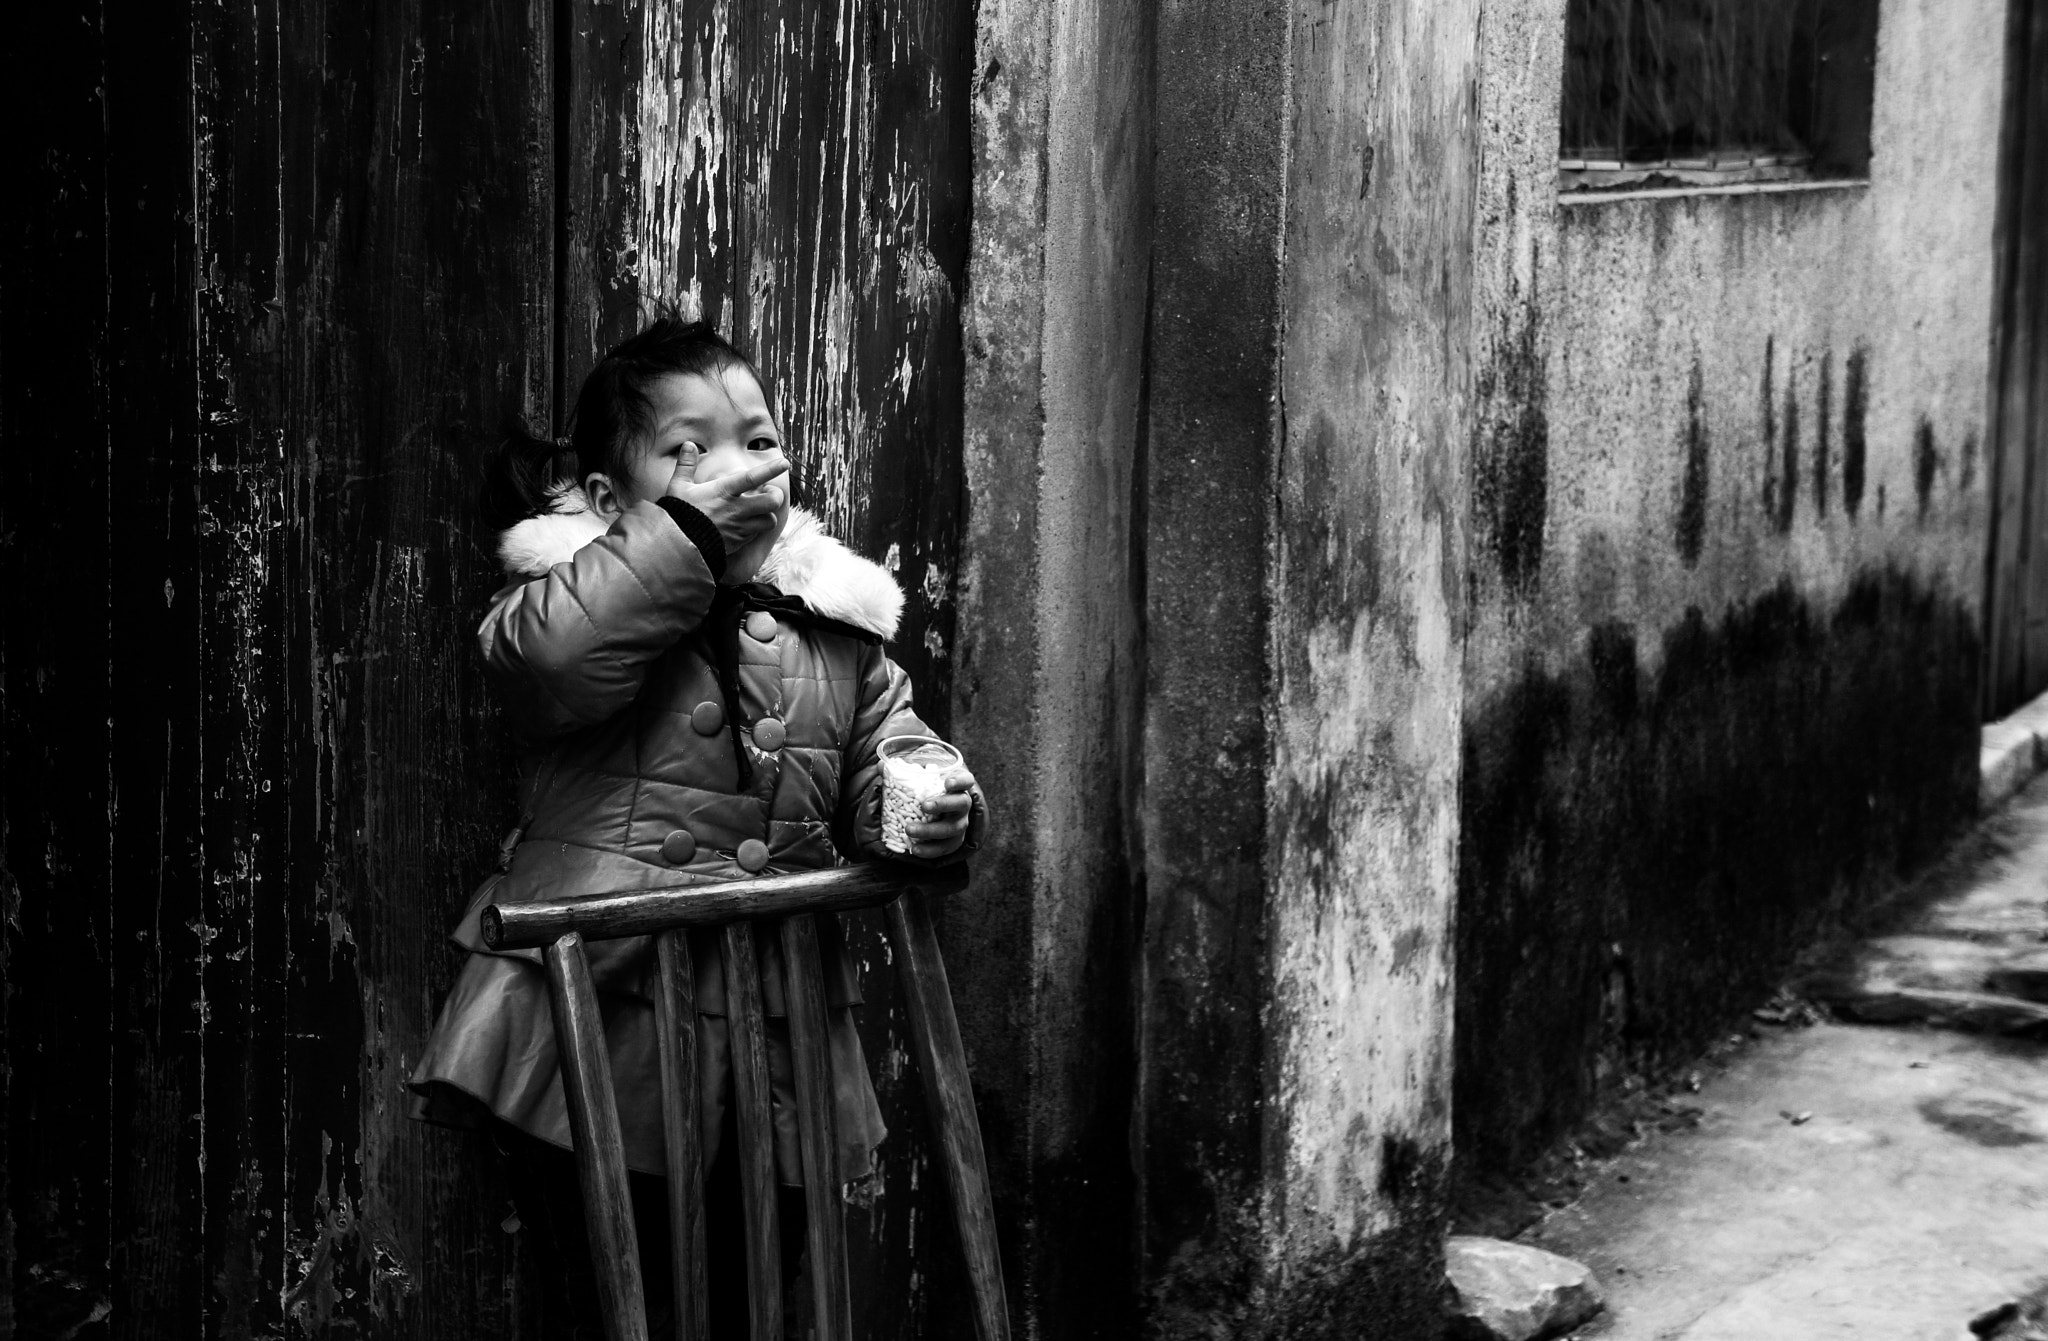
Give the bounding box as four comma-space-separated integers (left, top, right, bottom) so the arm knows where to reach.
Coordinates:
705, 584, 884, 790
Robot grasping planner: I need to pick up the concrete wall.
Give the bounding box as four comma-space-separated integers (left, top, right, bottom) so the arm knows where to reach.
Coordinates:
964, 0, 1477, 1334
963, 0, 1475, 1333
1262, 0, 1475, 1327
1140, 0, 1483, 1324
960, 0, 2003, 1323
956, 0, 1152, 1334
1458, 0, 2006, 1181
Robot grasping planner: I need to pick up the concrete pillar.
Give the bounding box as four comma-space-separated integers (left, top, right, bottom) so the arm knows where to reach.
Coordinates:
954, 0, 1153, 1335
960, 0, 1475, 1332
1263, 0, 1475, 1320
1139, 0, 1476, 1333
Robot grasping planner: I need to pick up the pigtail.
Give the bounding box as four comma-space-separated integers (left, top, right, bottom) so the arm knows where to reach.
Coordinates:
480, 428, 578, 535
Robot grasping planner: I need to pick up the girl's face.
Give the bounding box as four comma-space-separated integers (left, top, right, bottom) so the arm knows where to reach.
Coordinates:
588, 365, 791, 584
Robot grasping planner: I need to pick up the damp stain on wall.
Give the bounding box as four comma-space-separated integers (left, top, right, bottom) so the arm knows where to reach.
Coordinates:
1915, 416, 1941, 521
1676, 360, 1709, 567
1814, 350, 1834, 518
1758, 336, 1805, 535
1454, 567, 1980, 1178
1760, 336, 1779, 526
1843, 344, 1870, 518
1474, 303, 1549, 596
1778, 371, 1800, 534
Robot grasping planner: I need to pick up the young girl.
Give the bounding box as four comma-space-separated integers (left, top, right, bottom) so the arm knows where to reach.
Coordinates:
409, 312, 984, 1338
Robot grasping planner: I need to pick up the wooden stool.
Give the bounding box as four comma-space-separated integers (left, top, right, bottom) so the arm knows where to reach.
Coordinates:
482, 864, 1008, 1341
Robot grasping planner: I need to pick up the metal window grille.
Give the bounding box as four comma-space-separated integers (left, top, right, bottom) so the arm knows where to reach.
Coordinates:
1559, 0, 1879, 192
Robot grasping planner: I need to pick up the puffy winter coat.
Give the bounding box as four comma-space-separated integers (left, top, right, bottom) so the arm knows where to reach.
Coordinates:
408, 492, 979, 1182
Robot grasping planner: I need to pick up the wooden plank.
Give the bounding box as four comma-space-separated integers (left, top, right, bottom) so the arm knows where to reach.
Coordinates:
12, 0, 552, 1334
635, 0, 969, 710
561, 0, 650, 400
187, 6, 297, 1334
780, 916, 854, 1339
720, 922, 784, 1341
886, 891, 1011, 1341
485, 862, 966, 949
625, 10, 976, 1324
271, 1, 556, 1332
3, 3, 128, 1333
653, 932, 710, 1341
545, 934, 651, 1341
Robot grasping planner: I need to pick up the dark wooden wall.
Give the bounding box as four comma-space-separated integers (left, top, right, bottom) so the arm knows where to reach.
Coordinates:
1, 1, 968, 1336
1986, 0, 2048, 719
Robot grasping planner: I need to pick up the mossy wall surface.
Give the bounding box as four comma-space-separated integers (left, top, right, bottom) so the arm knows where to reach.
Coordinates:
1457, 571, 1981, 1172
1459, 0, 2006, 1181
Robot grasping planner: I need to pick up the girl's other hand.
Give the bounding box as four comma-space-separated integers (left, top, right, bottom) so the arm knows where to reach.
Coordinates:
668, 451, 789, 557
904, 769, 977, 860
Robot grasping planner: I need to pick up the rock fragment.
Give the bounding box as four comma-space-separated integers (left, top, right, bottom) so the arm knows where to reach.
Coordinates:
1444, 1235, 1604, 1341
1971, 1293, 2048, 1339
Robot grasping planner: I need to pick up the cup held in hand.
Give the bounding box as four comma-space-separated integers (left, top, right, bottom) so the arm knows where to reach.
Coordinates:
878, 735, 964, 855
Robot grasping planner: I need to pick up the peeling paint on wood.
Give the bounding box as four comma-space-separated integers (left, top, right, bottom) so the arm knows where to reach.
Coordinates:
12, 0, 975, 1329
580, 1, 974, 1332
8, 2, 553, 1336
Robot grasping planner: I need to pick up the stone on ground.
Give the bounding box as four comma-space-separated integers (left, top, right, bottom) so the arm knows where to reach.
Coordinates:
1972, 1290, 2048, 1341
1444, 1235, 1604, 1341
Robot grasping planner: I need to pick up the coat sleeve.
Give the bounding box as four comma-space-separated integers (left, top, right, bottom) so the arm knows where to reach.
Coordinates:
834, 642, 988, 863
478, 501, 720, 737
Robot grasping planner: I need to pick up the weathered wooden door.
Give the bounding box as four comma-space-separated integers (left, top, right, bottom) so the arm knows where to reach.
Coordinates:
561, 5, 975, 1335
1985, 0, 2048, 718
1, 1, 969, 1336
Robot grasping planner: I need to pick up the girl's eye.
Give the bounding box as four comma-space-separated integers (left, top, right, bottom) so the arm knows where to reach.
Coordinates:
748, 436, 779, 453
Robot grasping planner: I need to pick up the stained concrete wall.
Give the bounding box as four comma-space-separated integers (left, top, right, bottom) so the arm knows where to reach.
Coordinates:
1140, 0, 1480, 1324
964, 0, 1476, 1334
955, 0, 1152, 1334
959, 0, 1999, 1324
1458, 0, 2006, 1182
1262, 0, 1476, 1326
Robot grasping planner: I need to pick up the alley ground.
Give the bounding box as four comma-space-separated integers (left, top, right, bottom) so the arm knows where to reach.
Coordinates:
1523, 773, 2048, 1341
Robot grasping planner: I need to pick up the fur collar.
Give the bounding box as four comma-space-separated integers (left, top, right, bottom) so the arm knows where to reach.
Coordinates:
497, 487, 904, 640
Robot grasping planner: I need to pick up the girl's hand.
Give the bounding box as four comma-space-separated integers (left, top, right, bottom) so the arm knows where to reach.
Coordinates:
668, 451, 789, 557
904, 769, 978, 860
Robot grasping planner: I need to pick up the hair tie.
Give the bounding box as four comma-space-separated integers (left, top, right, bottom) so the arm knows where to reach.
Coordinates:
553, 435, 573, 452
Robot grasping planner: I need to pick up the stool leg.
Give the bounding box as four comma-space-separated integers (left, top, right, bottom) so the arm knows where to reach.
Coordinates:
653, 931, 709, 1341
887, 891, 1012, 1341
720, 921, 784, 1341
780, 914, 853, 1340
544, 932, 650, 1341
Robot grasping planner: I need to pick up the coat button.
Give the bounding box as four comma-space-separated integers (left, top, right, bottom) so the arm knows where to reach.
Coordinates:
691, 701, 725, 735
736, 839, 770, 873
752, 717, 787, 751
745, 611, 778, 642
660, 829, 696, 865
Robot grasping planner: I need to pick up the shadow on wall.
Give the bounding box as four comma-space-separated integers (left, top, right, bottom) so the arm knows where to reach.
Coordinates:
1454, 567, 1981, 1179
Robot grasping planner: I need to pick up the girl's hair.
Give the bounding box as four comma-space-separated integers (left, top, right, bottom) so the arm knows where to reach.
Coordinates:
481, 307, 767, 532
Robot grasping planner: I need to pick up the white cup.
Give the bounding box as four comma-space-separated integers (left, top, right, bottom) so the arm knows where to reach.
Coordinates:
878, 735, 964, 854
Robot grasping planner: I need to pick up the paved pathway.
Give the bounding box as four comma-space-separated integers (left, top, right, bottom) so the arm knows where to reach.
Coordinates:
1526, 777, 2048, 1341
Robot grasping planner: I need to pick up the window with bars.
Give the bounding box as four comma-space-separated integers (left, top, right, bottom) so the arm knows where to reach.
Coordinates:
1559, 0, 1880, 192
